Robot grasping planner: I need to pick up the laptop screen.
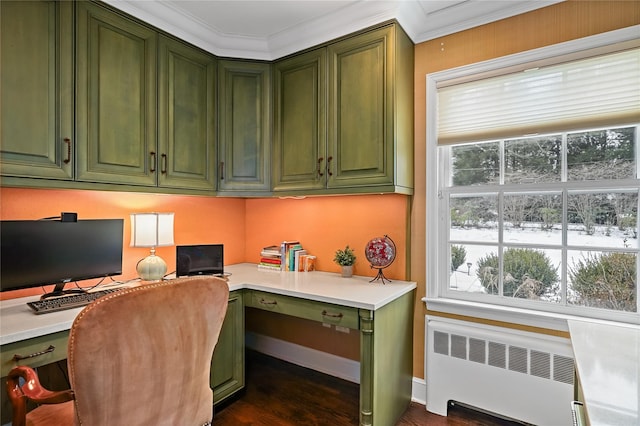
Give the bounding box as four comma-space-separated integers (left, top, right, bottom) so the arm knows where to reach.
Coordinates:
176, 244, 224, 277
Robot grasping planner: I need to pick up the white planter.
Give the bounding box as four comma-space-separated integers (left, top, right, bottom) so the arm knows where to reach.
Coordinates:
341, 265, 353, 278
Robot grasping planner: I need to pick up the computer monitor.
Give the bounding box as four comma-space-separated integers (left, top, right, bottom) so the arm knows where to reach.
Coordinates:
0, 219, 124, 298
176, 244, 224, 277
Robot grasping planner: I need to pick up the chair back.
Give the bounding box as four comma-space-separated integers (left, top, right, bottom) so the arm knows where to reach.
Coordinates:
67, 276, 229, 426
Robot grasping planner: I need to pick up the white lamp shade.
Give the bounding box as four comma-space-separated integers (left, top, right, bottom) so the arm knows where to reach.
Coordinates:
130, 213, 174, 248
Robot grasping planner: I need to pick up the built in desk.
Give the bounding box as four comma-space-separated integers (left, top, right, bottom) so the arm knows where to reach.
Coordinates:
1, 263, 416, 426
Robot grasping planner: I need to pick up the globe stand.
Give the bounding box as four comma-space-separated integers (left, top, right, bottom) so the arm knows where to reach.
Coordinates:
369, 266, 392, 284
365, 235, 396, 285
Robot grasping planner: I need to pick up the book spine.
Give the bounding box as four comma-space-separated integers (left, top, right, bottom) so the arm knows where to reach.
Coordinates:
288, 244, 302, 271
258, 264, 281, 272
278, 241, 301, 271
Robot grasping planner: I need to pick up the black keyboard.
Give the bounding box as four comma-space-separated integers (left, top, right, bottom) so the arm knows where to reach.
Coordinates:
27, 288, 122, 314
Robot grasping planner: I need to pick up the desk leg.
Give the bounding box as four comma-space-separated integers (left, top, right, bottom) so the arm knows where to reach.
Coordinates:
359, 310, 374, 426
359, 291, 414, 426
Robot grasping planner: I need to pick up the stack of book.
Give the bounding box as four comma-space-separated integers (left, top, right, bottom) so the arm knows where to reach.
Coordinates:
280, 240, 302, 271
258, 241, 316, 272
258, 245, 282, 271
298, 253, 316, 272
280, 240, 316, 272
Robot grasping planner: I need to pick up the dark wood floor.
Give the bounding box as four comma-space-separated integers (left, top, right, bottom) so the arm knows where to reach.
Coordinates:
214, 350, 524, 425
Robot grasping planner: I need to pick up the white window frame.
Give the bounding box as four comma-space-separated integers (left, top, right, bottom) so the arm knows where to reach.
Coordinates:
425, 26, 640, 331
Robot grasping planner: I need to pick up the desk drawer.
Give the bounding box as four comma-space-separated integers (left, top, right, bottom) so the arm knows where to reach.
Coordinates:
1, 331, 69, 377
247, 291, 359, 329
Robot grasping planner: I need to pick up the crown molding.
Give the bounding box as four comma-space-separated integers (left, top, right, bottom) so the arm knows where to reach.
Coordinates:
104, 0, 272, 59
103, 0, 565, 61
267, 1, 399, 59
411, 0, 562, 43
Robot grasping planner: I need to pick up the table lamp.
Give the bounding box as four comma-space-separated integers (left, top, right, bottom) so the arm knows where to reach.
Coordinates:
130, 212, 174, 281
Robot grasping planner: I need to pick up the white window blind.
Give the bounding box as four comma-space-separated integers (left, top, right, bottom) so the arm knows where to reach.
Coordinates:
437, 48, 640, 145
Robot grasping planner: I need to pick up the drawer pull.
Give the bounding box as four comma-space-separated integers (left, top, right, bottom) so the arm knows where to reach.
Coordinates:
322, 310, 343, 319
259, 298, 278, 306
13, 345, 55, 362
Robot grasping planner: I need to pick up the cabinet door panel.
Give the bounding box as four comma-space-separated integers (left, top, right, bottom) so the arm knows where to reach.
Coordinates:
76, 2, 157, 185
0, 1, 73, 179
158, 36, 216, 191
328, 27, 394, 188
218, 61, 271, 192
211, 291, 244, 404
273, 49, 326, 191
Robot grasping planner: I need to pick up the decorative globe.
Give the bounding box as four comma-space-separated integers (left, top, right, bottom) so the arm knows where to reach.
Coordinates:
364, 235, 396, 284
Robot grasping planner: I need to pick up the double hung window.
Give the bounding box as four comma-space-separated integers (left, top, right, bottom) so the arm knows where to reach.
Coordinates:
427, 30, 640, 325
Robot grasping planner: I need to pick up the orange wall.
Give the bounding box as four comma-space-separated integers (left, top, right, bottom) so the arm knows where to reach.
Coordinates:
1, 189, 409, 295
411, 0, 640, 378
0, 187, 246, 299
245, 194, 409, 279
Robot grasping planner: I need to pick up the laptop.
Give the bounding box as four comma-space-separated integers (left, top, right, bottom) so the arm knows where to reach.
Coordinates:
176, 244, 224, 277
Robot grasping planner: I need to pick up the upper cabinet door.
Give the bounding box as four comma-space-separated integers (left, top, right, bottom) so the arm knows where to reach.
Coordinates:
0, 0, 73, 180
75, 1, 157, 186
327, 26, 394, 189
217, 60, 271, 193
158, 35, 217, 191
273, 48, 327, 192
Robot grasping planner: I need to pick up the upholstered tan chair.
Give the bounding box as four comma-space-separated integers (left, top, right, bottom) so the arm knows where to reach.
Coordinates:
6, 276, 229, 426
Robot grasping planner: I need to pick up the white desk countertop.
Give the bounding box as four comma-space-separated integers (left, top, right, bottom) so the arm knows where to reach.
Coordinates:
568, 319, 640, 426
1, 263, 416, 346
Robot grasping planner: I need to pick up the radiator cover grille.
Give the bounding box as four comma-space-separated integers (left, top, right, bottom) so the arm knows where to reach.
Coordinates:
426, 316, 574, 425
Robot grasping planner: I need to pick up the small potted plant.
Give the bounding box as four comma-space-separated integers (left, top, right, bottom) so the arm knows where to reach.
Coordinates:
334, 245, 356, 277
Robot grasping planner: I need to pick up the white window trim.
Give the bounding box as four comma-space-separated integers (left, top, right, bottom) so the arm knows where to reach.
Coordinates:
424, 25, 640, 331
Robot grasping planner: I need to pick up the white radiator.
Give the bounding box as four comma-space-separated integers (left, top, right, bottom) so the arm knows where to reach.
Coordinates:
426, 316, 574, 425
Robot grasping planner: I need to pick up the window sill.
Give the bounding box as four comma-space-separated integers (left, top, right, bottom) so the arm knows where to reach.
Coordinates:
422, 297, 580, 332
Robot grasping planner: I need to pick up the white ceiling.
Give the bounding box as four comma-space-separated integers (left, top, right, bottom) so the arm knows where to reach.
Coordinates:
104, 0, 563, 60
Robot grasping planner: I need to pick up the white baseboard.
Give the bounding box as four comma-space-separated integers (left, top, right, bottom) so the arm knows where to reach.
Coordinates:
245, 331, 361, 383
412, 377, 427, 405
246, 331, 428, 407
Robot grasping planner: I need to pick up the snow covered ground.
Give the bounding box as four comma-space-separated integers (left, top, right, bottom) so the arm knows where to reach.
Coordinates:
449, 224, 637, 296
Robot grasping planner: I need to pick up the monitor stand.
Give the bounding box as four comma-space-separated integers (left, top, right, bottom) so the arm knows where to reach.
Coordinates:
40, 282, 87, 300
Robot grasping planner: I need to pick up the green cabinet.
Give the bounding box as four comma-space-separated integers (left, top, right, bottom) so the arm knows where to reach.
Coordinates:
2, 3, 412, 198
0, 0, 74, 180
273, 23, 414, 195
328, 23, 414, 194
158, 36, 217, 191
211, 290, 245, 405
217, 60, 271, 193
76, 2, 216, 192
273, 48, 327, 191
75, 1, 157, 186
0, 330, 70, 425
